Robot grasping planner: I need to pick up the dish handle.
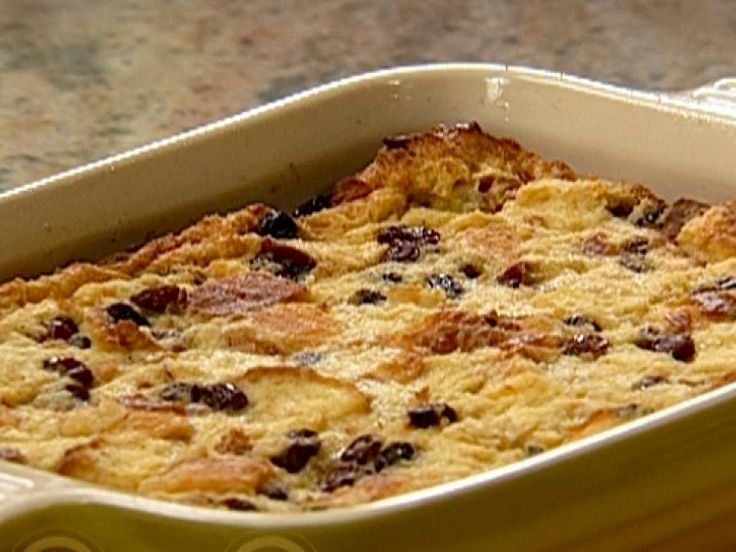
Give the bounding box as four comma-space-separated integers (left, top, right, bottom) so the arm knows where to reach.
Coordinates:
672, 77, 736, 118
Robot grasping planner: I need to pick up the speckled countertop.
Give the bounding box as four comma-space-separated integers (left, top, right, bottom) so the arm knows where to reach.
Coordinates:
1, 0, 735, 190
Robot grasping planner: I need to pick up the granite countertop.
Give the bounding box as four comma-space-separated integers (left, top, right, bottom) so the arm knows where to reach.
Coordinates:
1, 0, 735, 191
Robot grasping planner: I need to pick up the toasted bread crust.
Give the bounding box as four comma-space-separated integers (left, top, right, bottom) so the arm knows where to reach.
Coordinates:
1, 123, 735, 513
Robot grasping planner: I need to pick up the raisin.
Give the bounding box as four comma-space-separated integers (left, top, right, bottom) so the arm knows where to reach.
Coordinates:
563, 314, 602, 332
270, 429, 321, 473
607, 202, 634, 218
691, 291, 736, 319
258, 482, 289, 501
256, 209, 299, 239
382, 272, 403, 283
68, 334, 92, 349
131, 285, 188, 313
374, 442, 415, 473
632, 375, 668, 390
195, 383, 249, 412
65, 383, 90, 401
635, 327, 696, 362
0, 447, 25, 464
563, 334, 609, 359
67, 366, 94, 387
612, 403, 639, 417
43, 356, 84, 373
160, 382, 248, 412
250, 240, 316, 281
408, 403, 458, 429
321, 465, 359, 492
716, 275, 736, 290
292, 194, 332, 218
222, 498, 257, 511
349, 289, 387, 306
634, 202, 666, 228
340, 435, 383, 465
497, 262, 535, 288
106, 303, 150, 327
384, 241, 421, 263
619, 238, 650, 273
461, 264, 482, 279
525, 444, 545, 457
160, 382, 195, 403
661, 198, 709, 241
44, 316, 79, 341
426, 274, 464, 299
377, 226, 440, 246
582, 233, 618, 257
377, 226, 440, 263
382, 134, 414, 149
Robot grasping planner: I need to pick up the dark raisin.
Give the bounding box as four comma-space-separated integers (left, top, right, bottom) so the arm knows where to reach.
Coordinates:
374, 442, 415, 473
607, 203, 634, 218
256, 209, 299, 239
634, 203, 666, 228
661, 198, 709, 241
65, 383, 90, 401
497, 262, 535, 288
426, 274, 464, 299
68, 334, 92, 349
160, 382, 195, 403
292, 193, 332, 217
525, 444, 545, 457
197, 383, 249, 412
349, 289, 387, 306
160, 382, 248, 412
131, 285, 188, 313
376, 226, 441, 246
612, 403, 639, 417
691, 291, 736, 319
563, 334, 609, 359
0, 447, 25, 464
290, 351, 324, 367
250, 240, 316, 280
287, 428, 318, 439
382, 134, 414, 149
377, 226, 440, 263
461, 264, 482, 279
321, 465, 359, 492
408, 403, 458, 429
106, 303, 150, 327
623, 238, 649, 256
383, 241, 421, 263
222, 498, 257, 511
340, 435, 383, 465
44, 316, 79, 341
632, 375, 668, 390
43, 356, 83, 373
67, 366, 95, 387
619, 238, 650, 273
635, 327, 696, 362
382, 272, 403, 283
716, 275, 736, 290
258, 482, 289, 501
270, 430, 321, 473
563, 314, 602, 332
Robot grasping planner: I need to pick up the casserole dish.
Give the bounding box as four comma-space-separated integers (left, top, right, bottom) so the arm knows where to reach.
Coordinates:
2, 64, 736, 551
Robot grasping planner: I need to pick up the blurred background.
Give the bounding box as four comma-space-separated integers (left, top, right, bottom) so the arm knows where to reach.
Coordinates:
1, 0, 735, 190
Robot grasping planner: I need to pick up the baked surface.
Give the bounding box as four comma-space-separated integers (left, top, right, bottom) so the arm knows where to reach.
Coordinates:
1, 123, 735, 512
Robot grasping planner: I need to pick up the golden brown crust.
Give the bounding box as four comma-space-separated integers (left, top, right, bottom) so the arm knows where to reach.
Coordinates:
3, 123, 736, 514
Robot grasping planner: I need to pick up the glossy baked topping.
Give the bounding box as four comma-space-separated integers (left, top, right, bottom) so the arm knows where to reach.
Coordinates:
1, 123, 735, 512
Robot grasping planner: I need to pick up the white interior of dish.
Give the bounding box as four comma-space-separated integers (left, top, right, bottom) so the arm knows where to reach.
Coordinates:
2, 64, 736, 551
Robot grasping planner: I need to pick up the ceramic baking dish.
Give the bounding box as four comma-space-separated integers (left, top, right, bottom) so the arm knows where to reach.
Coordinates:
2, 64, 736, 552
